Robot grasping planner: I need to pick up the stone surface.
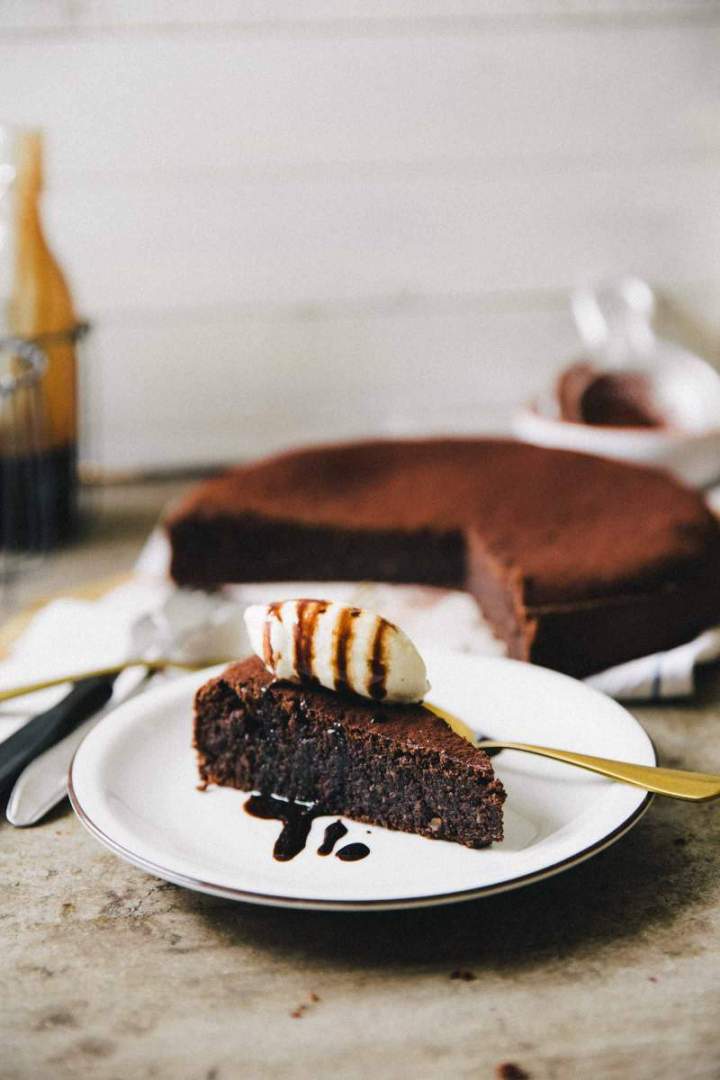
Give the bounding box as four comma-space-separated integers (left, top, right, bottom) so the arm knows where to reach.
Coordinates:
2, 481, 720, 1080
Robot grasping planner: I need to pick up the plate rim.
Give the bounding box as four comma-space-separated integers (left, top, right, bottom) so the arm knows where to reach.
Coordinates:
68, 653, 657, 912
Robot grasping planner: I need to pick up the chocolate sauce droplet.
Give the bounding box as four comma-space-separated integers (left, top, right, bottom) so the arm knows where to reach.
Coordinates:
336, 842, 370, 862
317, 820, 348, 856
476, 733, 502, 757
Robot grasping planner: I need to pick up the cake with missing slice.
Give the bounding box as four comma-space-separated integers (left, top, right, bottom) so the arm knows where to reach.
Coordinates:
167, 437, 720, 679
193, 600, 505, 849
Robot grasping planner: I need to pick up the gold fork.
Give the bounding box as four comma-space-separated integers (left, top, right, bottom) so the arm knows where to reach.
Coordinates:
427, 704, 720, 803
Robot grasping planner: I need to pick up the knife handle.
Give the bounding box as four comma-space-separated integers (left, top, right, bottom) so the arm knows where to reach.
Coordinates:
0, 675, 116, 794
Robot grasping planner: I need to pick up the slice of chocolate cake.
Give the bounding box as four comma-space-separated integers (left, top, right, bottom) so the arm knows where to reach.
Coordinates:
194, 655, 505, 849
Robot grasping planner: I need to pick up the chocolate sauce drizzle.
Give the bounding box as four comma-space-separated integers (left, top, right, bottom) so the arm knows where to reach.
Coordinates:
333, 605, 358, 695
368, 618, 389, 700
293, 599, 329, 683
317, 820, 348, 856
336, 843, 370, 862
265, 599, 393, 702
263, 601, 283, 668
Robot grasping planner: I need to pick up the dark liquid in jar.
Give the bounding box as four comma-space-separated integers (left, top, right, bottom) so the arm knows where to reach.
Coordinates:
0, 442, 77, 550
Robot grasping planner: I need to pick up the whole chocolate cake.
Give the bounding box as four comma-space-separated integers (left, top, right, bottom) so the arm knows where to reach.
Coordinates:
167, 438, 720, 677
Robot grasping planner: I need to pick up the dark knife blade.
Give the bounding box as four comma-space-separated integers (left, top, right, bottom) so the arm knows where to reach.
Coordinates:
0, 674, 116, 795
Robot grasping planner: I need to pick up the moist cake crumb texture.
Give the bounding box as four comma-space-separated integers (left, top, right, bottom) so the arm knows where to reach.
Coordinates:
194, 655, 505, 849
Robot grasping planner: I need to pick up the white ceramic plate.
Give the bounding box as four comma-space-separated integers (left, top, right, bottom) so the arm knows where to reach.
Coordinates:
69, 650, 655, 911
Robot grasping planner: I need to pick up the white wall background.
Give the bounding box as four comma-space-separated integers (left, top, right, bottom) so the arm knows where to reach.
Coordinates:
1, 1, 719, 471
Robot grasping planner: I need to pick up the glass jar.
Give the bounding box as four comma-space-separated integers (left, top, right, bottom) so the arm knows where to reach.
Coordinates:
0, 124, 85, 550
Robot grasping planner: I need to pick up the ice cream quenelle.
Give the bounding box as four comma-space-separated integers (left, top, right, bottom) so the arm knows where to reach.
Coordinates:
243, 599, 430, 704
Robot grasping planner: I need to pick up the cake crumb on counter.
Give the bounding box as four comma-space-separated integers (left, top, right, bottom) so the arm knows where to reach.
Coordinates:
496, 1063, 530, 1080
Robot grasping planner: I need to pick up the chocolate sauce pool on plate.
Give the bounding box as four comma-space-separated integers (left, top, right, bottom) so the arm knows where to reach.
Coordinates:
244, 795, 369, 863
244, 794, 321, 862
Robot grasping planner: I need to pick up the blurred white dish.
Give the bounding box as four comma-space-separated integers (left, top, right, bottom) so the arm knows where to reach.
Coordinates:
517, 278, 720, 485
513, 404, 720, 487
514, 345, 720, 486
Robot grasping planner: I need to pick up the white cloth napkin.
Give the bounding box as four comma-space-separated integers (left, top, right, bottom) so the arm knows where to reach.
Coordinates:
0, 578, 250, 744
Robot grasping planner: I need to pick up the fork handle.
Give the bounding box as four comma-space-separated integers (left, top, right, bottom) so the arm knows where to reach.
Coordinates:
477, 741, 720, 802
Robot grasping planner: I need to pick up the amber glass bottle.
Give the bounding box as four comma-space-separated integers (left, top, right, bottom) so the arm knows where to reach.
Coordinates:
1, 127, 79, 548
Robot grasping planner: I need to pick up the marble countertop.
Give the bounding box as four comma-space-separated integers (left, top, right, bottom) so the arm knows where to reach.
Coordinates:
2, 479, 719, 1080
